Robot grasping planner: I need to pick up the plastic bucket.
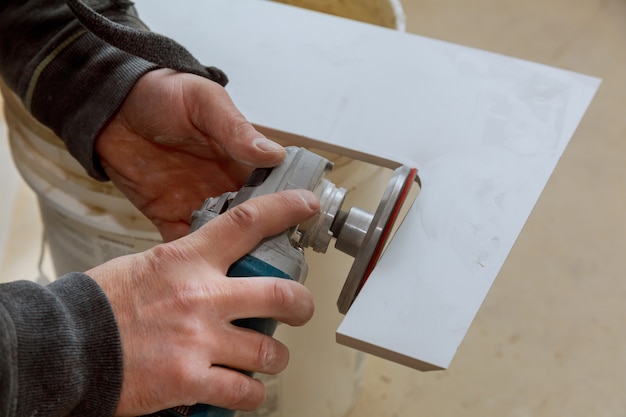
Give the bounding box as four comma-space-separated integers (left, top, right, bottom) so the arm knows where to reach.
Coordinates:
1, 79, 162, 277
272, 0, 406, 31
1, 1, 405, 416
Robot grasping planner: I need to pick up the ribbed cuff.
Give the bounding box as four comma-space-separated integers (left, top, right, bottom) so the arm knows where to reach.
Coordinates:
1, 274, 122, 416
29, 29, 159, 180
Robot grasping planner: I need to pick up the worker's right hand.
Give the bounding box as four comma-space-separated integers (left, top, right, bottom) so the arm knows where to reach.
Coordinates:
87, 189, 319, 416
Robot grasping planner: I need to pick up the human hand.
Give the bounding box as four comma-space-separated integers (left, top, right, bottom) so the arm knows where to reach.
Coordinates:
96, 68, 286, 242
87, 189, 319, 416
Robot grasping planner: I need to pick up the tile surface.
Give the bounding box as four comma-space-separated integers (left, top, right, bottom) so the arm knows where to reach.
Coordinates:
134, 0, 599, 371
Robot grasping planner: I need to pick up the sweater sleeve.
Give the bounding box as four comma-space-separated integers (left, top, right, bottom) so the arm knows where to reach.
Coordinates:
0, 0, 227, 181
0, 273, 123, 417
0, 0, 159, 180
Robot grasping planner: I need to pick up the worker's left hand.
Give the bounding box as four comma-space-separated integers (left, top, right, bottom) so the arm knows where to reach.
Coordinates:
96, 68, 286, 242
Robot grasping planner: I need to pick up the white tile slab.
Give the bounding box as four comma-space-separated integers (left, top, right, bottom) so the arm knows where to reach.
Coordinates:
135, 0, 600, 370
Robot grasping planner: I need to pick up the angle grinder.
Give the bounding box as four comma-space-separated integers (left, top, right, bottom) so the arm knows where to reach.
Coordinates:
152, 146, 419, 417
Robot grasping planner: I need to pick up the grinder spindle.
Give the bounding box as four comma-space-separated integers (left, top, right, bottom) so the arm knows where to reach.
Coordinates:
297, 161, 418, 313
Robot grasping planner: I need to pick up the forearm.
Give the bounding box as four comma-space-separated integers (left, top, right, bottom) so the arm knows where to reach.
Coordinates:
0, 0, 158, 180
0, 273, 122, 417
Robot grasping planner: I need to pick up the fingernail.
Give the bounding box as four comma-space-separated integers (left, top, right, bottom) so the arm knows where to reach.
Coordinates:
297, 190, 319, 211
254, 137, 284, 153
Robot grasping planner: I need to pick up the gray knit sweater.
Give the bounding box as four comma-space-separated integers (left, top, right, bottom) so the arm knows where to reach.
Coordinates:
0, 1, 227, 415
0, 275, 122, 416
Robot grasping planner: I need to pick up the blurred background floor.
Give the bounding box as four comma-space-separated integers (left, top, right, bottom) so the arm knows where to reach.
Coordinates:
346, 0, 626, 416
1, 1, 624, 416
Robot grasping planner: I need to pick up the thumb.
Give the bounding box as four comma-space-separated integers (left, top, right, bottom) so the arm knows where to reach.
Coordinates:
188, 189, 320, 271
186, 77, 286, 167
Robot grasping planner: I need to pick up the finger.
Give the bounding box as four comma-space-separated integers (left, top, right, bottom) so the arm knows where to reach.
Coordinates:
221, 277, 315, 327
196, 366, 266, 411
210, 326, 290, 375
191, 189, 320, 271
185, 77, 286, 167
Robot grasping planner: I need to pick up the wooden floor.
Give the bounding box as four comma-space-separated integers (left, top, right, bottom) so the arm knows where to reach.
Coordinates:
347, 0, 626, 415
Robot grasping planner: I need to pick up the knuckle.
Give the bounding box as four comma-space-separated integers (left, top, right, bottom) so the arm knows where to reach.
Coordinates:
225, 377, 265, 410
229, 114, 252, 137
148, 242, 189, 266
268, 280, 315, 326
275, 280, 314, 325
172, 360, 204, 396
147, 242, 172, 261
270, 279, 297, 311
254, 336, 278, 371
174, 313, 205, 340
215, 110, 254, 142
225, 202, 262, 233
271, 279, 315, 326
